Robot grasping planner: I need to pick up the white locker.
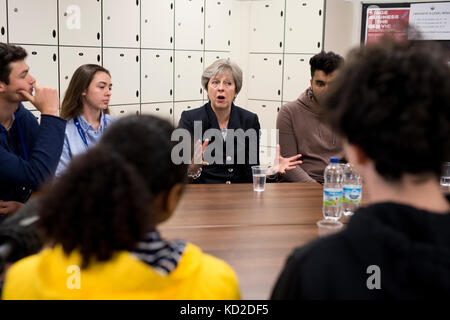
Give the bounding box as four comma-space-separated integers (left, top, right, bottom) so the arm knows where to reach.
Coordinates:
249, 0, 284, 53
20, 45, 59, 111
283, 54, 313, 102
248, 54, 283, 101
59, 47, 102, 101
141, 50, 173, 103
246, 100, 280, 148
205, 0, 232, 51
103, 49, 140, 105
59, 0, 101, 47
109, 105, 140, 118
174, 51, 203, 101
204, 52, 231, 69
141, 103, 173, 124
103, 0, 140, 48
8, 0, 57, 45
0, 0, 6, 43
141, 0, 174, 49
174, 0, 204, 50
173, 101, 202, 127
285, 0, 324, 53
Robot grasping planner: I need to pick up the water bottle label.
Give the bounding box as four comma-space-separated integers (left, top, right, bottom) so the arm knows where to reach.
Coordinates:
323, 188, 343, 207
343, 185, 362, 204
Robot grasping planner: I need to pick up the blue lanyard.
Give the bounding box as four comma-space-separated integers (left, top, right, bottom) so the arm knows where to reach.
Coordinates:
0, 111, 28, 161
74, 114, 107, 148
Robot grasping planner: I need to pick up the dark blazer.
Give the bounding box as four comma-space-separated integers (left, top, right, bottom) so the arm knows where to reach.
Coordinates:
178, 102, 260, 184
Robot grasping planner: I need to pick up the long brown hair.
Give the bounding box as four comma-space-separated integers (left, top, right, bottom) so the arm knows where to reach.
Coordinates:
60, 64, 111, 120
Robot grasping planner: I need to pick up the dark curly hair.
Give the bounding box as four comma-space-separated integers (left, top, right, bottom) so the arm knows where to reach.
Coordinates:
323, 38, 450, 181
38, 115, 187, 268
309, 51, 343, 77
0, 43, 27, 84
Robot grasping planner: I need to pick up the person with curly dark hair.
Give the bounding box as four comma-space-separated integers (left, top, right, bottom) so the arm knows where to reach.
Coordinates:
1, 115, 240, 299
277, 51, 345, 184
272, 38, 450, 299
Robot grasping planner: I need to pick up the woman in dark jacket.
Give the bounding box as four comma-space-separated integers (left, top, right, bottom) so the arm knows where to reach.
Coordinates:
178, 59, 301, 184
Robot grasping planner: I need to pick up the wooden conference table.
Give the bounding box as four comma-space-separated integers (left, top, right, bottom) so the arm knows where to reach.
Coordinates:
159, 182, 328, 300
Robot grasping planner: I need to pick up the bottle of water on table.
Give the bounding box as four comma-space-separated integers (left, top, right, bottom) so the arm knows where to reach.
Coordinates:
342, 163, 362, 216
323, 157, 343, 221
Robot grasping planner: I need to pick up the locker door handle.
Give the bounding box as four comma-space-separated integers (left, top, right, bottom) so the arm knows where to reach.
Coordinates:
170, 36, 173, 43
53, 54, 57, 62
278, 90, 281, 96
170, 109, 173, 115
1, 27, 4, 35
319, 10, 322, 16
97, 32, 100, 40
97, 55, 101, 62
317, 42, 321, 48
136, 90, 139, 97
52, 30, 56, 38
170, 89, 173, 96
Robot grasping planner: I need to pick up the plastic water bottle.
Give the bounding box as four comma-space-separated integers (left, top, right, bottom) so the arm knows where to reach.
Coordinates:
323, 157, 343, 221
342, 163, 362, 216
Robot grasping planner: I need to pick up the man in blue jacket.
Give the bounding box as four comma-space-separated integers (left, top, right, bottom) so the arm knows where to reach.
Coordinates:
0, 43, 66, 217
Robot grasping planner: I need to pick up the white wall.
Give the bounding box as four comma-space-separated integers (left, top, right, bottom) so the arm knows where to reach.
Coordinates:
324, 0, 354, 57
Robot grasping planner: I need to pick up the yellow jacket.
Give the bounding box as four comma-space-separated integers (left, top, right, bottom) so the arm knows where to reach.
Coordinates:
2, 243, 240, 300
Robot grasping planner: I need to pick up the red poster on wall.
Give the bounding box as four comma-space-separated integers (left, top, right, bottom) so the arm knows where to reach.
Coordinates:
365, 8, 410, 44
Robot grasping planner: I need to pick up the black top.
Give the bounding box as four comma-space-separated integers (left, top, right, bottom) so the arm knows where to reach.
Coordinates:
178, 102, 260, 184
271, 196, 450, 299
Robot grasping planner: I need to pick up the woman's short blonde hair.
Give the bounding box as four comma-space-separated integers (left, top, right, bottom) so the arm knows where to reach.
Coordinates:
201, 59, 243, 95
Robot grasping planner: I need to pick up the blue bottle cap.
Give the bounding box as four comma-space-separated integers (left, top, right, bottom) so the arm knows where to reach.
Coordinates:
330, 157, 339, 163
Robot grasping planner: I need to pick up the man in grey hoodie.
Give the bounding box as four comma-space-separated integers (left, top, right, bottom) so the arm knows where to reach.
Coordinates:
277, 51, 344, 184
